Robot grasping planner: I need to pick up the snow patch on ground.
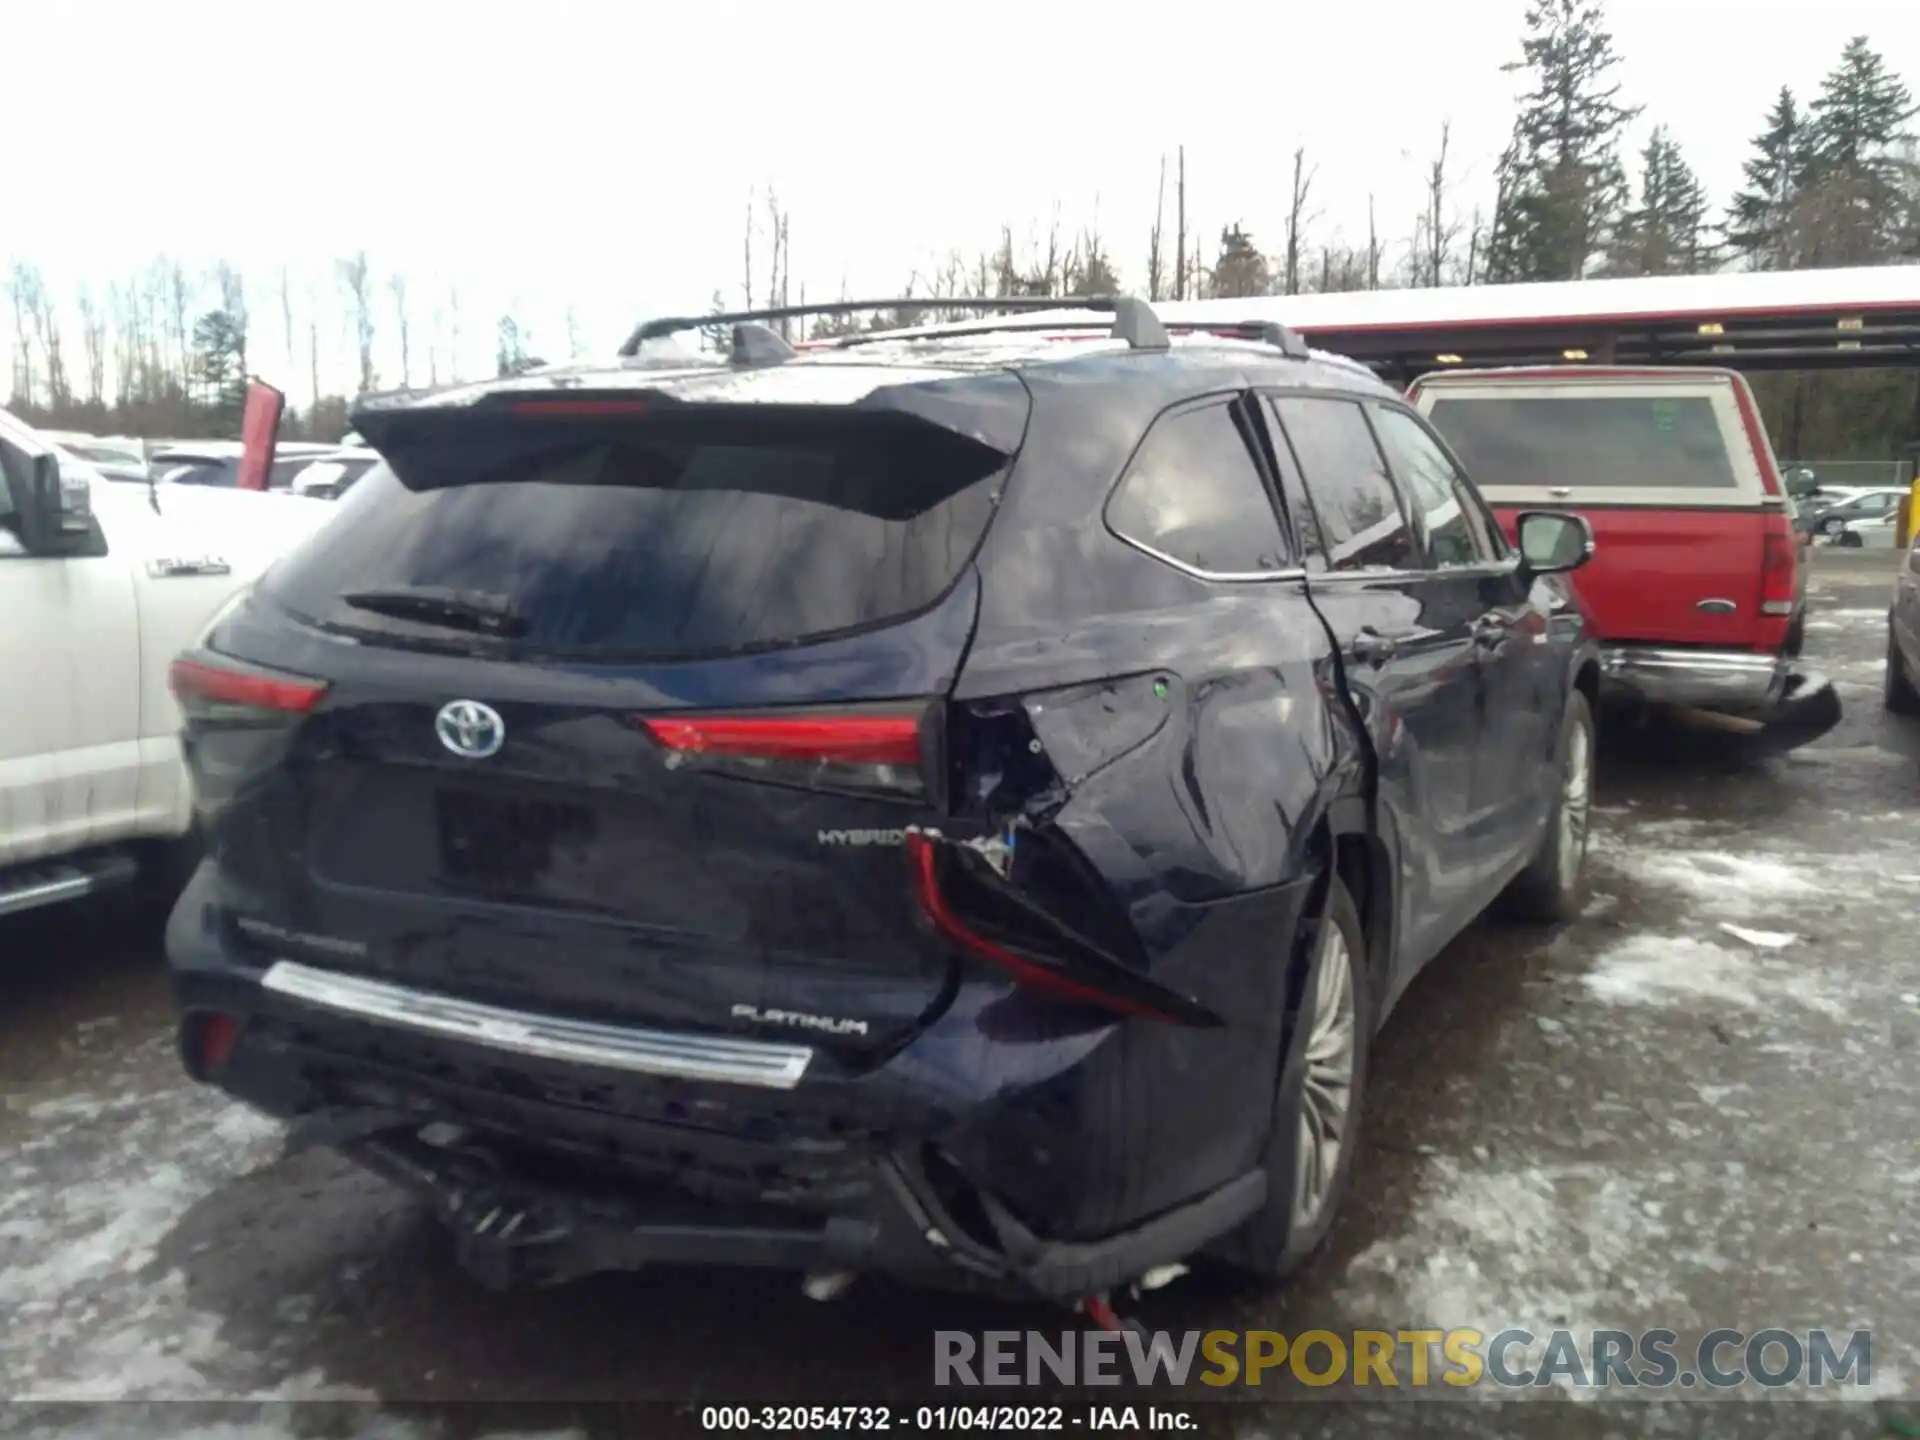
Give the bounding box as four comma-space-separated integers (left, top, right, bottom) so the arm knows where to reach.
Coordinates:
0, 1039, 305, 1401
1339, 1159, 1685, 1391
1577, 934, 1845, 1018
1593, 846, 1840, 917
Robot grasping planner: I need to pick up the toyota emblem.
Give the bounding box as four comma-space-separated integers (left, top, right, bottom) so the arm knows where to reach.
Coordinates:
436, 700, 506, 759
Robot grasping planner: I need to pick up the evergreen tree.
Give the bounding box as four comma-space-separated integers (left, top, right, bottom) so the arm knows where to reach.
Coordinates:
189, 308, 247, 424
494, 314, 540, 376
1483, 0, 1641, 283
1805, 37, 1916, 178
1207, 224, 1273, 298
1784, 37, 1918, 265
1726, 87, 1803, 269
1608, 126, 1714, 275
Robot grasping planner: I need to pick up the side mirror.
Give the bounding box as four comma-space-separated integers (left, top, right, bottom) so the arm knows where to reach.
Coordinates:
1, 431, 93, 554
1515, 509, 1594, 577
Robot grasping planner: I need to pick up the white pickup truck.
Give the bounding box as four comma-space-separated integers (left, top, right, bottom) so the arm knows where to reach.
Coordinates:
1, 407, 335, 920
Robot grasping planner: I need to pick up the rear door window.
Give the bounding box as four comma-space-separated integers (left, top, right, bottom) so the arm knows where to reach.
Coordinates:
1420, 385, 1757, 506
262, 418, 1011, 659
1266, 396, 1418, 573
1106, 398, 1291, 577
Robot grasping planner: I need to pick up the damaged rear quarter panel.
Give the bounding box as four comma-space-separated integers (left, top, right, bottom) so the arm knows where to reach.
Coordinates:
950, 588, 1358, 1237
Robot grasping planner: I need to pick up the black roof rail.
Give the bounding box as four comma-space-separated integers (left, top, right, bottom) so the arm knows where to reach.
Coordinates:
617, 295, 1170, 357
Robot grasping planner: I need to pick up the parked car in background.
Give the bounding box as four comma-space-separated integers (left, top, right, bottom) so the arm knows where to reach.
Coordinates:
44, 430, 151, 485
1889, 526, 1920, 717
152, 440, 338, 491
1411, 365, 1838, 752
285, 447, 382, 500
1834, 510, 1903, 549
167, 298, 1601, 1302
1, 407, 335, 922
1804, 485, 1908, 541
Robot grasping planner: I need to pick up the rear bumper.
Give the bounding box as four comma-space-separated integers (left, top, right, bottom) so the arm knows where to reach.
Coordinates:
1598, 644, 1841, 745
167, 863, 1307, 1297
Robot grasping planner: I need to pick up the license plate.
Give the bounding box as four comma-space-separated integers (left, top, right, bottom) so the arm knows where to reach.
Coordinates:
436, 790, 597, 891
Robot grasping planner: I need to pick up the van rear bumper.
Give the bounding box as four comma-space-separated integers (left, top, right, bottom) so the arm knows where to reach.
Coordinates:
1598, 644, 1841, 745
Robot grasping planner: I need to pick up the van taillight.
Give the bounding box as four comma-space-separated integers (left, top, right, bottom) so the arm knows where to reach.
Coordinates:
170, 653, 329, 720
637, 707, 932, 798
1760, 518, 1799, 617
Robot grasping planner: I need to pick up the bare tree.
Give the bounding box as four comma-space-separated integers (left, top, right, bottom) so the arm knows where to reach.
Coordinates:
1367, 195, 1382, 290
1147, 154, 1168, 301
1283, 147, 1319, 295
1175, 146, 1189, 300
765, 188, 792, 334
390, 272, 412, 387
446, 285, 463, 383
1411, 119, 1461, 287
338, 251, 375, 395
77, 286, 107, 403
277, 266, 296, 384
743, 185, 756, 312
7, 262, 38, 402
305, 278, 323, 409
164, 260, 191, 381
215, 261, 248, 378
565, 305, 583, 360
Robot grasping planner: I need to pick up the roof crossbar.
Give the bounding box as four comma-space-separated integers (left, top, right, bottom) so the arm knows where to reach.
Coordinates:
618, 295, 1171, 357
1179, 319, 1313, 359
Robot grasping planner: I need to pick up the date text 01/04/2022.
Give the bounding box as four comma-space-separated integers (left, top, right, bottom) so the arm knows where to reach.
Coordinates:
699, 1406, 1197, 1432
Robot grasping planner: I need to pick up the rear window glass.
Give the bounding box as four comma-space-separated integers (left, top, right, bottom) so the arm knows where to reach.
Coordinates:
262, 423, 1009, 658
1425, 393, 1739, 490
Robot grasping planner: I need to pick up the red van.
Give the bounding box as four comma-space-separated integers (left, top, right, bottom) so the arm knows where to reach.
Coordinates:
1410, 366, 1840, 750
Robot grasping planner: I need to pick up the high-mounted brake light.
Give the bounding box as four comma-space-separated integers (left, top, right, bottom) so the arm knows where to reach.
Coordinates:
905, 833, 1188, 1023
502, 397, 652, 417
169, 655, 329, 715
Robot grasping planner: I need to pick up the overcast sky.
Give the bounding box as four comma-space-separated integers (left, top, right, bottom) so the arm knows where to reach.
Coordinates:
7, 0, 1918, 395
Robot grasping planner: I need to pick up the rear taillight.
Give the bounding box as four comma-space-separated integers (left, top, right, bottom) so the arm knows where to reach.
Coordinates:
169, 653, 329, 721
637, 706, 931, 798
1760, 518, 1799, 617
906, 833, 1219, 1026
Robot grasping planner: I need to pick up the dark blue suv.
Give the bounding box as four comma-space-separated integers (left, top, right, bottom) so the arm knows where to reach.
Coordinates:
166, 297, 1599, 1304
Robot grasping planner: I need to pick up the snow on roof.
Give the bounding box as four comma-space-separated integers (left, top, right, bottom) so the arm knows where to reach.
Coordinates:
1156, 264, 1920, 334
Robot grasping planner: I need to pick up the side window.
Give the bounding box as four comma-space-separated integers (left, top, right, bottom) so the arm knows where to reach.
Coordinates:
1108, 399, 1292, 576
1267, 396, 1418, 573
1370, 405, 1496, 568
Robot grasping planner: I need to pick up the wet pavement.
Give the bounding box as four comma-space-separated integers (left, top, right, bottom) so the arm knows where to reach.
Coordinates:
4, 549, 1918, 1437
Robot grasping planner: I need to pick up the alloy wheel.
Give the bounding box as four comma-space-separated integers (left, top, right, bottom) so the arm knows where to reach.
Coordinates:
1290, 925, 1357, 1231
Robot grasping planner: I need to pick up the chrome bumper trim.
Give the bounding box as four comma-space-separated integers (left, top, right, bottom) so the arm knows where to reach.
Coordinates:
1598, 645, 1787, 711
260, 960, 813, 1090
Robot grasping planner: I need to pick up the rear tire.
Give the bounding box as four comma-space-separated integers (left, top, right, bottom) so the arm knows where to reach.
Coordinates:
1219, 877, 1370, 1280
1500, 690, 1594, 922
1888, 625, 1920, 717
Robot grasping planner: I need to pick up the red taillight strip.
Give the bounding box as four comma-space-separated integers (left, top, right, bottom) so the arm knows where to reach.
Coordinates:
502, 397, 652, 416
169, 656, 328, 713
906, 833, 1176, 1022
641, 713, 922, 767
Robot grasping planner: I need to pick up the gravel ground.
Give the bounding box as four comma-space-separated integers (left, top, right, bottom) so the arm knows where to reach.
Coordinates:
4, 549, 1917, 1439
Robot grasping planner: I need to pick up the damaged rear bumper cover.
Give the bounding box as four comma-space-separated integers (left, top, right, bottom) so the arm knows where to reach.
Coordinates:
339, 1122, 1265, 1297
173, 952, 1270, 1300
1598, 644, 1841, 748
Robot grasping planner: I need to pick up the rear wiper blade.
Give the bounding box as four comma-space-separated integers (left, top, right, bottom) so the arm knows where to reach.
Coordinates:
340, 586, 530, 638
